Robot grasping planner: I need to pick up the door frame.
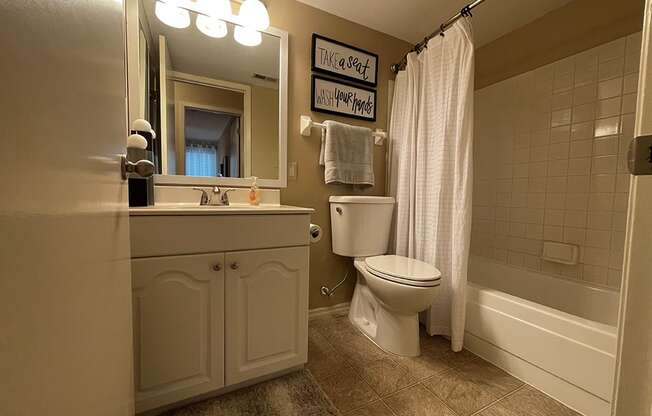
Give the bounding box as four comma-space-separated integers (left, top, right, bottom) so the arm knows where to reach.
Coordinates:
612, 0, 652, 414
162, 71, 252, 181
176, 100, 245, 177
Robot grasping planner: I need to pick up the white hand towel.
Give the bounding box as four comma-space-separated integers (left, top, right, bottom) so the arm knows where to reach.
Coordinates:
319, 120, 375, 186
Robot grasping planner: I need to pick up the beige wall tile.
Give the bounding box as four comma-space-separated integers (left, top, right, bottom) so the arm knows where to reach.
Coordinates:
570, 121, 595, 141
586, 229, 612, 249
621, 93, 637, 114
597, 97, 622, 118
550, 126, 570, 143
544, 225, 563, 241
587, 211, 613, 230
572, 102, 596, 123
547, 159, 569, 176
473, 34, 638, 291
598, 78, 623, 100
573, 84, 598, 105
551, 108, 572, 127
598, 58, 625, 81
567, 175, 591, 192
590, 174, 616, 193
594, 116, 620, 137
623, 73, 639, 94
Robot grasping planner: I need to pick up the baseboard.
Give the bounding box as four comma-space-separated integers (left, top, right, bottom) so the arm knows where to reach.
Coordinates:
309, 302, 350, 319
464, 332, 611, 416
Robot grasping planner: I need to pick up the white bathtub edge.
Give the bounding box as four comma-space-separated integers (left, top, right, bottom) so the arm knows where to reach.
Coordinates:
464, 332, 611, 416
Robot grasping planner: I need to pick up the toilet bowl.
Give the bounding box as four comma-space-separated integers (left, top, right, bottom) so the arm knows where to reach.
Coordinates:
329, 196, 442, 357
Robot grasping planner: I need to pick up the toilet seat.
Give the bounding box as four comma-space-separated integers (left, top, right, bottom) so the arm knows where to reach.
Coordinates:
365, 255, 441, 287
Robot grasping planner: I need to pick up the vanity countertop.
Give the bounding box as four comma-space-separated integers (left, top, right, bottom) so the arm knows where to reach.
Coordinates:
130, 204, 314, 216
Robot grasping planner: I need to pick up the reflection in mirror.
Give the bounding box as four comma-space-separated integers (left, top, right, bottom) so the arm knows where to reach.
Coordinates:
136, 0, 282, 182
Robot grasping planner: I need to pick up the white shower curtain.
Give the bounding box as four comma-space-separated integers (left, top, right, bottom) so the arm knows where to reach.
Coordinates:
389, 18, 474, 352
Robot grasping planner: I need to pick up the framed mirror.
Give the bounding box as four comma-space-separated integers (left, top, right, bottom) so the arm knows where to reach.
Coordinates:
127, 0, 288, 188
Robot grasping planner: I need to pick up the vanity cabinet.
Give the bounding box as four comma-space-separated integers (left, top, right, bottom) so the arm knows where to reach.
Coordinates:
129, 208, 312, 413
132, 253, 225, 411
225, 247, 309, 385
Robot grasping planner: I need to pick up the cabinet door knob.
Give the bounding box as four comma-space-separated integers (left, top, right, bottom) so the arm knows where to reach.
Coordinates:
230, 262, 239, 270
212, 263, 222, 271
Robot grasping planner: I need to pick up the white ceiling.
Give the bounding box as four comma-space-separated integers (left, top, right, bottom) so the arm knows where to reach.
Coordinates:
296, 0, 574, 47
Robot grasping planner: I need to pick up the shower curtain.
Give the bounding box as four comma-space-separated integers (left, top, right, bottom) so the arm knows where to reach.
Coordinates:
389, 18, 474, 351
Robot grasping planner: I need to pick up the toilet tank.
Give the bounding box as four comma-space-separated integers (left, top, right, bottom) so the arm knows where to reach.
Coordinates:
329, 196, 395, 257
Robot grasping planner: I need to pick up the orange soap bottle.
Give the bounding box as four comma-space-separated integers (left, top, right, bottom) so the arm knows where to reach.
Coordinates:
248, 176, 260, 206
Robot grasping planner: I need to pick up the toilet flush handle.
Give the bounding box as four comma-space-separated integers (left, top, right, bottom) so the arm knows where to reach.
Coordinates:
335, 207, 343, 215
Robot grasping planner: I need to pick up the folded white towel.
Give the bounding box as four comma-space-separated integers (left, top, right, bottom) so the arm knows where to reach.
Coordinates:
319, 120, 375, 186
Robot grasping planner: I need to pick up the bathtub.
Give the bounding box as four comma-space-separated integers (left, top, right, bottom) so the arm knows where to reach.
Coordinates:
464, 256, 618, 416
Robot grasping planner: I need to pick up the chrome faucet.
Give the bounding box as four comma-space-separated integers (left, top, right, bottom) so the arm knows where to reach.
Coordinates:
192, 187, 236, 206
219, 188, 236, 206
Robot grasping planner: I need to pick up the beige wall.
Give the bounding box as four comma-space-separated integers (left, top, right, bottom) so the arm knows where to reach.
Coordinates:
267, 0, 411, 309
472, 33, 641, 290
251, 85, 279, 179
475, 0, 644, 90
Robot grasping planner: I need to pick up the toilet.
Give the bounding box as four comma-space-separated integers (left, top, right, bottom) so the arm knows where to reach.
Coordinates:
329, 196, 441, 357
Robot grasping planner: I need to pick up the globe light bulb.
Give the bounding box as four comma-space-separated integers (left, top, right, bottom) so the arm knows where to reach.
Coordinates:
239, 0, 269, 31
196, 15, 227, 38
234, 25, 262, 47
155, 0, 190, 29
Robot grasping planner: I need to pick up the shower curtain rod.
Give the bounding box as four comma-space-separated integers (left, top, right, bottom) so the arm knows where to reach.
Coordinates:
390, 0, 486, 73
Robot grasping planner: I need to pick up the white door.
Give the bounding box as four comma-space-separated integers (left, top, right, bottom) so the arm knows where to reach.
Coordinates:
132, 253, 225, 412
0, 1, 135, 415
225, 247, 309, 385
613, 1, 652, 414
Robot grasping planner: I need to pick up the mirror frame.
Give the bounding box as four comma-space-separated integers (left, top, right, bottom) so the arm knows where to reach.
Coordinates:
126, 2, 288, 188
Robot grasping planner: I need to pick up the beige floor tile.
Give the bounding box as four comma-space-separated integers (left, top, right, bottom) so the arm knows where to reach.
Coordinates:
454, 357, 524, 396
318, 366, 379, 413
384, 384, 456, 416
392, 348, 454, 381
478, 386, 580, 416
423, 364, 522, 416
307, 329, 351, 382
345, 400, 395, 416
334, 332, 391, 366
353, 357, 417, 397
419, 333, 478, 368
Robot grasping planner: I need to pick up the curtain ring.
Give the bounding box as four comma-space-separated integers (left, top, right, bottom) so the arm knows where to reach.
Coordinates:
439, 24, 446, 37
422, 37, 429, 49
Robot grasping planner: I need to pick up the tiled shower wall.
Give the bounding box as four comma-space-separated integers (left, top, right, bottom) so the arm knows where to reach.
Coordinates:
472, 32, 642, 290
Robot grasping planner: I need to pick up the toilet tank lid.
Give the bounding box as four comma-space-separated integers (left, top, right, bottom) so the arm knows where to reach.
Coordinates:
329, 196, 395, 204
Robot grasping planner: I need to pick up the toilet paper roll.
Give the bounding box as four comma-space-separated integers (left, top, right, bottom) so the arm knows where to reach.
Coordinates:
309, 223, 322, 243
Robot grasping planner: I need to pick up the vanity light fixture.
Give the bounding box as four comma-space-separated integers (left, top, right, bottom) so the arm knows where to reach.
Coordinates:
196, 15, 228, 38
155, 0, 190, 29
238, 0, 270, 31
156, 0, 268, 47
234, 25, 262, 46
197, 0, 231, 19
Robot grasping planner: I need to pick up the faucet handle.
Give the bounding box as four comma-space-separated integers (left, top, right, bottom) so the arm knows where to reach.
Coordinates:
220, 188, 237, 205
192, 187, 211, 205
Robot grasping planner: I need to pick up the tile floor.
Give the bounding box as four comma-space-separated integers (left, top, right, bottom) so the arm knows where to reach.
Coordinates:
308, 310, 580, 416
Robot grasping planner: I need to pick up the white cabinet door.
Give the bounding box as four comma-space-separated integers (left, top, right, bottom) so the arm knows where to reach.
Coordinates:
132, 253, 225, 412
225, 246, 309, 385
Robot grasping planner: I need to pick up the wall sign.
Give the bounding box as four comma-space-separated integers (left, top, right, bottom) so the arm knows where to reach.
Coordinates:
312, 34, 378, 87
311, 75, 376, 121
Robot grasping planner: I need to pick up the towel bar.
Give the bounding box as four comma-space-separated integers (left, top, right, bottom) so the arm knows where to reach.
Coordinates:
300, 115, 386, 145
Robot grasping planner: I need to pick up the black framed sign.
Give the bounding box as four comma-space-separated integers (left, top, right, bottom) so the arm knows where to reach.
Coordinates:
311, 75, 376, 121
311, 34, 378, 87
